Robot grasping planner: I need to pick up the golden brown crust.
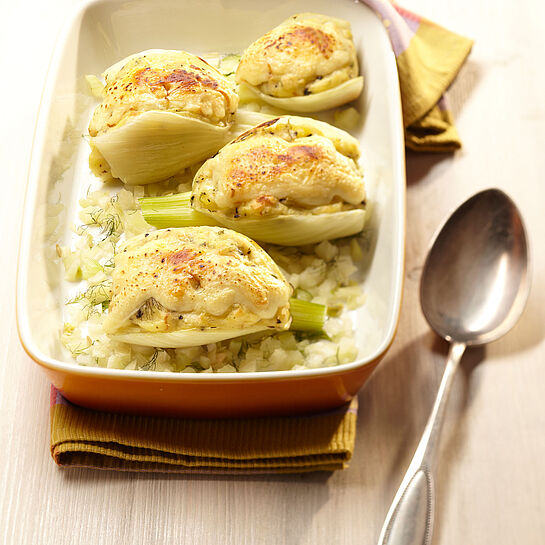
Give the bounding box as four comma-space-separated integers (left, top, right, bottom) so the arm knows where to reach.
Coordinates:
236, 13, 358, 98
103, 227, 292, 334
192, 116, 364, 219
263, 26, 336, 58
89, 51, 238, 137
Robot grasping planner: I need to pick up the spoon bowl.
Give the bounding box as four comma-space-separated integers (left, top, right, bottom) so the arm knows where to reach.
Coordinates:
421, 189, 529, 345
378, 188, 529, 545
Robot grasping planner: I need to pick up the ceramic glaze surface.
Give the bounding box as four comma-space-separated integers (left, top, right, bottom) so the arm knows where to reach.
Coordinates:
16, 0, 405, 415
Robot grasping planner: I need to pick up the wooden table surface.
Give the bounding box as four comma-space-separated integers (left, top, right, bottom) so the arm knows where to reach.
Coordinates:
2, 0, 544, 543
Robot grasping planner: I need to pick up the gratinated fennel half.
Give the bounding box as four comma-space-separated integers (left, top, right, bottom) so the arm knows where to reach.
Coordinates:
88, 50, 239, 185
102, 227, 293, 347
140, 116, 366, 245
236, 13, 363, 112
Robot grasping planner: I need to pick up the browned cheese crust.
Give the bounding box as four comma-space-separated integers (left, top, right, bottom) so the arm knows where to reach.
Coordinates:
236, 13, 358, 98
192, 116, 364, 219
103, 227, 292, 334
89, 51, 238, 136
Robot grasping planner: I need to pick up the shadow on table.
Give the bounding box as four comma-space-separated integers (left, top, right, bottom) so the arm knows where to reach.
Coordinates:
59, 465, 333, 484
404, 58, 484, 188
486, 277, 545, 355
354, 332, 485, 537
406, 150, 455, 187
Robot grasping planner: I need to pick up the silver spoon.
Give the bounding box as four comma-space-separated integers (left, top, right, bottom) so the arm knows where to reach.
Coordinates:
377, 188, 530, 545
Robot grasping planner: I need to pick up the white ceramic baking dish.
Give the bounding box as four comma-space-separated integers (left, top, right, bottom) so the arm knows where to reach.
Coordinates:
17, 0, 405, 417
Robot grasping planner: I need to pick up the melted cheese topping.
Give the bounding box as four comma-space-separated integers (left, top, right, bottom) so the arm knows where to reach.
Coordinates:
89, 50, 238, 137
102, 227, 292, 335
192, 116, 364, 218
236, 13, 358, 98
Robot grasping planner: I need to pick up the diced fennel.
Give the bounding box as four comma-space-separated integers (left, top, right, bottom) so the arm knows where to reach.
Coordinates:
62, 184, 361, 371
218, 54, 241, 76
110, 298, 326, 348
237, 76, 364, 113
85, 75, 104, 99
139, 192, 366, 245
333, 107, 361, 131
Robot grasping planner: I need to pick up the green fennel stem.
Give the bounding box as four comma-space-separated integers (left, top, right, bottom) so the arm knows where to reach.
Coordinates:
139, 192, 220, 228
289, 298, 326, 333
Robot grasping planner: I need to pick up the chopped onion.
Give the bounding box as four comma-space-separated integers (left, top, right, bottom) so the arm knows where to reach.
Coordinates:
85, 75, 104, 99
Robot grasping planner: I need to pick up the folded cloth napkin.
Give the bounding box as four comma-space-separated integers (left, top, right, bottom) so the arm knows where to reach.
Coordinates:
49, 2, 472, 474
50, 387, 358, 473
363, 0, 473, 151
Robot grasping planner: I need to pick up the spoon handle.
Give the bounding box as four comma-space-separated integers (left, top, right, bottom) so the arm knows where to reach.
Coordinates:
377, 342, 466, 545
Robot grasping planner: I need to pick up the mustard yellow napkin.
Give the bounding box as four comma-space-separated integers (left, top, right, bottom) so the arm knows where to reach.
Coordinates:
363, 0, 473, 151
50, 387, 357, 473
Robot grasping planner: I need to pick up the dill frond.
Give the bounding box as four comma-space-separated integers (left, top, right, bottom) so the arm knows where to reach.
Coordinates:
69, 336, 95, 356
139, 348, 166, 371
80, 198, 122, 240
66, 280, 112, 317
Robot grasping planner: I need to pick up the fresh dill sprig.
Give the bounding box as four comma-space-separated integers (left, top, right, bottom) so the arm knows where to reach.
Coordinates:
102, 256, 115, 270
66, 280, 112, 317
69, 337, 95, 356
189, 361, 205, 372
66, 280, 112, 304
88, 208, 121, 239
79, 196, 122, 240
139, 348, 166, 371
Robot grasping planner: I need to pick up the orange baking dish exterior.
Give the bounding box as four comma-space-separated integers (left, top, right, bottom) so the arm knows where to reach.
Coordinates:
16, 0, 405, 418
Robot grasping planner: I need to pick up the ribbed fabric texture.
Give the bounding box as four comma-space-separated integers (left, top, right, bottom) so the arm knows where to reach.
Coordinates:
364, 1, 473, 151
399, 23, 472, 150
50, 393, 358, 473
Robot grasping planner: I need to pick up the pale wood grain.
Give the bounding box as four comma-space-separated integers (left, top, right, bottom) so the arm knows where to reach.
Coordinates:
1, 0, 544, 544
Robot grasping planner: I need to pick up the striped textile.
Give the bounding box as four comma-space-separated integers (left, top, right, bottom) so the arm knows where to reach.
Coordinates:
50, 387, 358, 473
